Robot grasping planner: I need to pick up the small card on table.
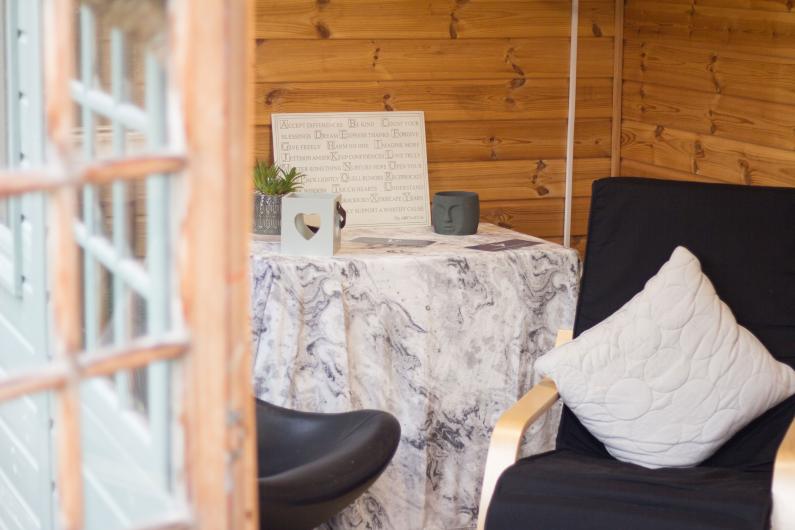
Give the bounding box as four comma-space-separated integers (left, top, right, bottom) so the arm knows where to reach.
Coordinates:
466, 239, 542, 252
352, 237, 436, 248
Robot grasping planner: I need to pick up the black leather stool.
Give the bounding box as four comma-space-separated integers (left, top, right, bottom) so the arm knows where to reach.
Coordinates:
256, 400, 400, 530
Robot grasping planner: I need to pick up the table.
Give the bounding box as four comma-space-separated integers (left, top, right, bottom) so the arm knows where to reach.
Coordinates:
250, 224, 580, 530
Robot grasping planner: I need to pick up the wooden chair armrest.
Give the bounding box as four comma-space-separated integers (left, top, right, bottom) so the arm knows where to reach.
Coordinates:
772, 414, 795, 529
475, 329, 571, 530
555, 329, 573, 346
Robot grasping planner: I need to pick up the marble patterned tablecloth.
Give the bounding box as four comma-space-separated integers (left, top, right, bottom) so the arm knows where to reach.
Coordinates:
250, 224, 580, 530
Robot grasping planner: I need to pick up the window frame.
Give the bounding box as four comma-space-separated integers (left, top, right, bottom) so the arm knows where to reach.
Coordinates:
0, 0, 27, 297
0, 0, 258, 528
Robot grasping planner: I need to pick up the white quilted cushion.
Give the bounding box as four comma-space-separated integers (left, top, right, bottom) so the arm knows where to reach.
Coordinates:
536, 246, 795, 469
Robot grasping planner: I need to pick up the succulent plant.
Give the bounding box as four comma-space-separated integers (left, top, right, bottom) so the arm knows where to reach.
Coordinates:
253, 161, 304, 196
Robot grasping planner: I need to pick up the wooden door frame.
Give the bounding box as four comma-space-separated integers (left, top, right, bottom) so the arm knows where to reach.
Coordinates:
173, 0, 258, 527
0, 0, 259, 528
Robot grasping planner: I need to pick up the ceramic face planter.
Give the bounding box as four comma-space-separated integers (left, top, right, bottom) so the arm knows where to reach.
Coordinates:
432, 191, 480, 235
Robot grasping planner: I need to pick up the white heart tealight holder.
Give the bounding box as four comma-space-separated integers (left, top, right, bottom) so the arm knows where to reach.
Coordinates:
281, 192, 343, 256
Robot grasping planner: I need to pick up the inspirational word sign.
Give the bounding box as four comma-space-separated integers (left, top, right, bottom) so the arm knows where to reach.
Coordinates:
271, 112, 431, 227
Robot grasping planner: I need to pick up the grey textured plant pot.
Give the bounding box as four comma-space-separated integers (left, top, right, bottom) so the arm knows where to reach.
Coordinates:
432, 191, 480, 235
253, 192, 283, 235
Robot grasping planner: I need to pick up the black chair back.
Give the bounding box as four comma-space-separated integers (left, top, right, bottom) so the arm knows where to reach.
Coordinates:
557, 177, 795, 458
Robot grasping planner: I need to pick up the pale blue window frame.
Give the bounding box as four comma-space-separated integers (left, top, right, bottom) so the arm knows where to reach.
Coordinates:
1, 0, 30, 297
72, 3, 173, 485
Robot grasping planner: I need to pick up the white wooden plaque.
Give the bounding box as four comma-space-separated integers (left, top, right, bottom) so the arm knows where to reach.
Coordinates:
271, 112, 431, 228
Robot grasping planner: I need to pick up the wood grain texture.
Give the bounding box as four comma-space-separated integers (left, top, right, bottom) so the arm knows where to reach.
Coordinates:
255, 78, 613, 124
79, 339, 188, 379
256, 37, 614, 82
255, 119, 612, 163
620, 158, 734, 184
620, 1, 795, 193
623, 39, 795, 106
50, 187, 84, 530
255, 0, 616, 244
0, 168, 59, 196
256, 0, 614, 39
772, 416, 795, 529
625, 0, 795, 59
547, 235, 588, 256
480, 196, 591, 237
429, 158, 610, 201
476, 377, 560, 530
623, 80, 795, 152
175, 0, 259, 528
82, 154, 188, 184
643, 0, 795, 13
626, 1, 795, 27
610, 0, 624, 175
427, 119, 612, 162
0, 364, 67, 407
621, 120, 795, 187
44, 1, 85, 529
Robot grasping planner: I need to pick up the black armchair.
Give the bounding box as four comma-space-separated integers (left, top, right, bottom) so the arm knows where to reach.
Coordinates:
256, 400, 400, 530
478, 178, 795, 530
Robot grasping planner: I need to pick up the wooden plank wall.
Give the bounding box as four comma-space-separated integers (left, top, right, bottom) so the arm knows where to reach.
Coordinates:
254, 0, 617, 250
619, 1, 795, 191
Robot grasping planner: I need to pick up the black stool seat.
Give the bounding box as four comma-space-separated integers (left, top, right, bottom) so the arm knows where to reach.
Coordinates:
256, 400, 400, 530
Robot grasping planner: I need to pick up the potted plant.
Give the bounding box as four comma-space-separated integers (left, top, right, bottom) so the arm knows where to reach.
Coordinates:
252, 161, 304, 235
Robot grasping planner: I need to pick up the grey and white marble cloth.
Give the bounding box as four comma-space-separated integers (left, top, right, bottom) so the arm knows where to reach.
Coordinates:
250, 224, 580, 530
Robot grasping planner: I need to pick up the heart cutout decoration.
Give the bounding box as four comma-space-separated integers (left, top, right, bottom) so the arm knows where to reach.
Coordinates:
294, 213, 321, 240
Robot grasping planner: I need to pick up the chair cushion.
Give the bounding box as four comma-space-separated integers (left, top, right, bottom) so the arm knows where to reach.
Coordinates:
485, 450, 774, 530
558, 177, 795, 462
536, 246, 795, 468
573, 178, 795, 366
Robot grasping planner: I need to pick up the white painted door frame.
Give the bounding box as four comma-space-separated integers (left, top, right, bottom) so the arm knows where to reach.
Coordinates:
0, 1, 56, 528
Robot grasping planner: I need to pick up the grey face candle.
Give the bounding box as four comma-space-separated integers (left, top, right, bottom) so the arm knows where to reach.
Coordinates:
432, 191, 480, 235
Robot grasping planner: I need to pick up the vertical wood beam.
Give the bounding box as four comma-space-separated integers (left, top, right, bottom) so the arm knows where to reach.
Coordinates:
227, 2, 259, 523
44, 1, 83, 529
172, 0, 258, 527
610, 0, 625, 176
50, 188, 83, 530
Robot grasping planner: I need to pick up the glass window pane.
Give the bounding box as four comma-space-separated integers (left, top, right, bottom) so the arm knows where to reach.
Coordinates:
71, 3, 180, 528
80, 374, 183, 530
